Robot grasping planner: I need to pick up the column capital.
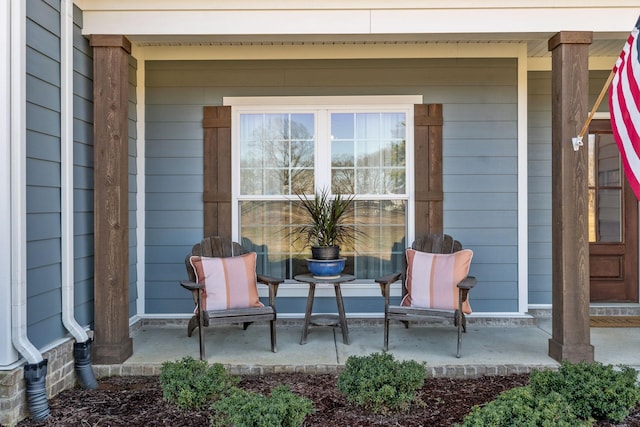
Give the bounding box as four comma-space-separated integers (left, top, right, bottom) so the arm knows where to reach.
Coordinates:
90, 35, 131, 54
548, 31, 593, 51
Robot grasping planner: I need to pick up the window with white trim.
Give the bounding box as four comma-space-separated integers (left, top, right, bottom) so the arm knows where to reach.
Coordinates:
230, 97, 416, 280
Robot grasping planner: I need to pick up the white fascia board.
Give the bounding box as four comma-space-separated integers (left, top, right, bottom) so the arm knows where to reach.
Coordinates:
74, 0, 640, 10
82, 10, 372, 36
140, 42, 523, 61
370, 9, 638, 34
78, 5, 637, 37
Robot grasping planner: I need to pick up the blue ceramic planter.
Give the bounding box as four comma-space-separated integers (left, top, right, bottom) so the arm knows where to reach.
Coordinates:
306, 258, 346, 279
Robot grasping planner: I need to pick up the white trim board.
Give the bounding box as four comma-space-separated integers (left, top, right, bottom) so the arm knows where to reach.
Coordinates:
137, 42, 524, 62
77, 3, 636, 37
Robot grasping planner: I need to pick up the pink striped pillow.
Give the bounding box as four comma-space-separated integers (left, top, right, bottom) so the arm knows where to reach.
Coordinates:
401, 249, 473, 314
189, 252, 263, 311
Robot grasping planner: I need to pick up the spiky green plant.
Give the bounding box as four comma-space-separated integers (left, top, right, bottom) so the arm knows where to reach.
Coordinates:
294, 187, 357, 248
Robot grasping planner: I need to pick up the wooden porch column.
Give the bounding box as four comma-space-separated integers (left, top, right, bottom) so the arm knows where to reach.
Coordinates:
90, 35, 133, 364
548, 31, 594, 363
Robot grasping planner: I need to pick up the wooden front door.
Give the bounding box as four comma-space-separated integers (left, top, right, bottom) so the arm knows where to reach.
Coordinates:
588, 119, 639, 302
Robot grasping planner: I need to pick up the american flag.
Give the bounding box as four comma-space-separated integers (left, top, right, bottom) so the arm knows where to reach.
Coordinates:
610, 16, 640, 200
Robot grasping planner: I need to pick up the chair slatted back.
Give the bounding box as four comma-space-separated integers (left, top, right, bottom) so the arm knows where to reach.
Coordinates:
401, 233, 464, 297
412, 233, 461, 254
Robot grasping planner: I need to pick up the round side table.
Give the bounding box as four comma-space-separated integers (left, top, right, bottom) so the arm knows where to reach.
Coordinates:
294, 274, 355, 345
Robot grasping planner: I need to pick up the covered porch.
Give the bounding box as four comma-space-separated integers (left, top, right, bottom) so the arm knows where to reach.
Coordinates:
76, 1, 639, 366
92, 313, 640, 377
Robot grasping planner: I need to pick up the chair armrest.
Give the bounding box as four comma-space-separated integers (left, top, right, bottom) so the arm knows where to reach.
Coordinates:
257, 274, 284, 305
257, 274, 284, 286
375, 272, 402, 301
457, 276, 477, 290
180, 281, 204, 291
375, 272, 402, 286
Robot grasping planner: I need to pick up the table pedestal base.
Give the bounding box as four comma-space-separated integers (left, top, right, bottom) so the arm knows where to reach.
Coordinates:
295, 274, 354, 345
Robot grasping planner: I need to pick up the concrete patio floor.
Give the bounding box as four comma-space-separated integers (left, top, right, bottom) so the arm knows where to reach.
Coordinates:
93, 318, 640, 377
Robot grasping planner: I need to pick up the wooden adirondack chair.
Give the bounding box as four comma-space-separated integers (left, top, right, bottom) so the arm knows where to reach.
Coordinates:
375, 233, 476, 358
180, 236, 283, 360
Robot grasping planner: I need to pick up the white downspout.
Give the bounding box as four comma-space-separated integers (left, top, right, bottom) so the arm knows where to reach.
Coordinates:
10, 1, 49, 415
10, 0, 43, 366
0, 0, 17, 368
60, 0, 89, 343
60, 0, 97, 391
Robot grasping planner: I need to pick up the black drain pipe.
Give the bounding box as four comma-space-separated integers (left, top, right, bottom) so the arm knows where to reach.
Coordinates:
73, 338, 98, 389
24, 360, 50, 421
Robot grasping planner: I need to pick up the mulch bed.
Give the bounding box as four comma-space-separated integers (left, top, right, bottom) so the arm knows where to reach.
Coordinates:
16, 373, 640, 426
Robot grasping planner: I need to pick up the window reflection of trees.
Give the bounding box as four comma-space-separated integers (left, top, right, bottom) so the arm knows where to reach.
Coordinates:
241, 114, 315, 195
239, 111, 408, 280
332, 117, 406, 195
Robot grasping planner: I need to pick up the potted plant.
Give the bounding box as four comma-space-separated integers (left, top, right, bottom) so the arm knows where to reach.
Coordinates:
294, 188, 357, 278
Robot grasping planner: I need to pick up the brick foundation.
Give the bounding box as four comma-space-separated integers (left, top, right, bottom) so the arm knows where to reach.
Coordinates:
0, 340, 77, 427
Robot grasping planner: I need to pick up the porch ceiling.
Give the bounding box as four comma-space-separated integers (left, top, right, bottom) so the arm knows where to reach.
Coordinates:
127, 34, 625, 58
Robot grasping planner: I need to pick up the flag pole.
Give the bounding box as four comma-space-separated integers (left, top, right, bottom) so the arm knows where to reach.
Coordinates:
578, 69, 615, 139
572, 69, 615, 150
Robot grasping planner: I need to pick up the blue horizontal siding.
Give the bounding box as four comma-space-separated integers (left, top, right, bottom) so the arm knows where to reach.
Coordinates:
445, 139, 516, 157
73, 142, 92, 167
25, 18, 60, 60
26, 130, 59, 160
26, 46, 60, 82
27, 213, 61, 240
446, 193, 516, 210
146, 158, 202, 175
26, 75, 60, 110
26, 158, 61, 186
443, 156, 517, 175
444, 175, 516, 192
73, 118, 92, 142
26, 0, 60, 35
27, 186, 60, 213
145, 58, 519, 314
145, 175, 203, 193
74, 257, 93, 283
26, 103, 60, 137
27, 264, 61, 296
145, 140, 202, 157
73, 167, 93, 192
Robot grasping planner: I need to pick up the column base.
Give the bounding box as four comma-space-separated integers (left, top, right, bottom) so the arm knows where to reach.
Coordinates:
92, 337, 133, 364
548, 338, 594, 363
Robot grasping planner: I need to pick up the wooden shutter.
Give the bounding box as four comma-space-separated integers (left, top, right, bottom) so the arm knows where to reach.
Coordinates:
414, 104, 443, 236
203, 106, 232, 238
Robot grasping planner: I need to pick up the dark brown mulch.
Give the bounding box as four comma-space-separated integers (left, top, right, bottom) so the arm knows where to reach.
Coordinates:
16, 373, 640, 427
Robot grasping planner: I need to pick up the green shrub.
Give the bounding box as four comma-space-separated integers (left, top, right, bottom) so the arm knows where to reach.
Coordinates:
211, 385, 314, 427
159, 356, 238, 409
529, 361, 640, 422
337, 352, 426, 414
459, 385, 592, 427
